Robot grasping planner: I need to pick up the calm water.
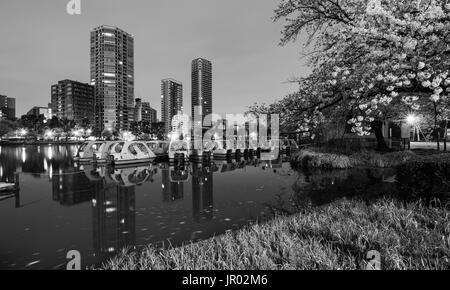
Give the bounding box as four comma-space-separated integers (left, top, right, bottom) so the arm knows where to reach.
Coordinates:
0, 145, 395, 269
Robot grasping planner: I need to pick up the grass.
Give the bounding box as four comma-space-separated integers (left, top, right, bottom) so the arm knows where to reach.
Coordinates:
351, 150, 418, 168
290, 150, 353, 170
102, 198, 450, 270
291, 149, 426, 169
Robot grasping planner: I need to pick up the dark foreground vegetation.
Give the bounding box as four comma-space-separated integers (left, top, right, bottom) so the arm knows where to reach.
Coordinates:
290, 150, 425, 170
102, 198, 449, 270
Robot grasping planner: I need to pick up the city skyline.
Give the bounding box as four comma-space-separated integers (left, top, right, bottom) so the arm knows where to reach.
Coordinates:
0, 0, 306, 118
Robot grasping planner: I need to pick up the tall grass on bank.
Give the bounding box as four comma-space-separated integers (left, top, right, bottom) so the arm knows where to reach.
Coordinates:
291, 150, 419, 169
102, 199, 450, 270
290, 150, 353, 170
351, 150, 418, 168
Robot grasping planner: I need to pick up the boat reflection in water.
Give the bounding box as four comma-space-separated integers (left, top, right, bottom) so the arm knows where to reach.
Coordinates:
49, 160, 225, 267
47, 158, 285, 267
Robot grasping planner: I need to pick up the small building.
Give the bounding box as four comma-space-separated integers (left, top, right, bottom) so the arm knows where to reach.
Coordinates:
27, 105, 52, 120
134, 98, 157, 123
51, 79, 94, 125
0, 95, 16, 120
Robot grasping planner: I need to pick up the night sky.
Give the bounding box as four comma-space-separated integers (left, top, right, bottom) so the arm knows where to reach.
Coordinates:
0, 0, 308, 117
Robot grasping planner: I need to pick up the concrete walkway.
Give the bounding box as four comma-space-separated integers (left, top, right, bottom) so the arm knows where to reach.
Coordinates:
410, 142, 448, 151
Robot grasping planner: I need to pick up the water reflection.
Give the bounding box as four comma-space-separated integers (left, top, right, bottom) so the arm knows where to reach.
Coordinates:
91, 177, 136, 262
0, 145, 74, 183
192, 163, 213, 223
162, 164, 186, 202
0, 145, 395, 269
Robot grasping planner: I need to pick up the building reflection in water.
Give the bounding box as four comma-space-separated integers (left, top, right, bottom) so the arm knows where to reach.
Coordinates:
161, 164, 186, 202
191, 163, 214, 223
5, 143, 223, 263
52, 170, 92, 206
49, 164, 140, 262
0, 145, 75, 183
91, 176, 136, 261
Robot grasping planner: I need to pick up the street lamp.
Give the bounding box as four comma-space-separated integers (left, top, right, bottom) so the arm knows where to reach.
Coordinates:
406, 114, 421, 142
406, 114, 418, 125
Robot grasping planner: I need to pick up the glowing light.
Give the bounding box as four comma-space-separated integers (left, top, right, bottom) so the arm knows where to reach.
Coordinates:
106, 208, 117, 213
72, 130, 81, 137
19, 129, 28, 137
45, 130, 54, 139
406, 114, 418, 125
21, 147, 26, 163
121, 131, 136, 141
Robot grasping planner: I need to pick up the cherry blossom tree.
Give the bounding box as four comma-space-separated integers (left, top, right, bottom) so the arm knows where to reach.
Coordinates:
252, 0, 450, 149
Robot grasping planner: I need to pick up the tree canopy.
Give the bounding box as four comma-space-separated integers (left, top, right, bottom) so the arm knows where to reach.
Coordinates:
250, 0, 450, 142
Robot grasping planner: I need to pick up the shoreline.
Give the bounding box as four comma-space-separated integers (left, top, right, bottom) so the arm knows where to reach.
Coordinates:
0, 141, 84, 146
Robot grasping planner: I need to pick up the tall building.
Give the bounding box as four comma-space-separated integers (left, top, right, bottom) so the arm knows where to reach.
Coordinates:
0, 95, 16, 120
191, 58, 212, 127
134, 98, 157, 123
161, 79, 183, 134
51, 80, 94, 125
90, 25, 135, 132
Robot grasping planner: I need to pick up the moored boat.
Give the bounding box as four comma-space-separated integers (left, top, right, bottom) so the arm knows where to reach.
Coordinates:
146, 141, 170, 159
107, 141, 156, 165
94, 141, 119, 163
74, 141, 106, 163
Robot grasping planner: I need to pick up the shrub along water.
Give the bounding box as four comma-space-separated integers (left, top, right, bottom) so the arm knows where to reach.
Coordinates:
290, 149, 439, 170
290, 150, 353, 170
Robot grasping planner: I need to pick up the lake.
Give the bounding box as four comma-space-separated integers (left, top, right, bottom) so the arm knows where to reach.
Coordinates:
0, 145, 395, 269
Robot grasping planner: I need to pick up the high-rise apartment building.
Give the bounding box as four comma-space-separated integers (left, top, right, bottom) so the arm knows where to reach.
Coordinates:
191, 58, 212, 127
0, 95, 16, 120
51, 80, 94, 125
161, 79, 183, 134
90, 25, 134, 131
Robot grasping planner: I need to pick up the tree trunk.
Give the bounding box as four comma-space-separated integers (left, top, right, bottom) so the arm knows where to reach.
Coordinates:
434, 103, 440, 152
372, 120, 388, 151
445, 120, 448, 152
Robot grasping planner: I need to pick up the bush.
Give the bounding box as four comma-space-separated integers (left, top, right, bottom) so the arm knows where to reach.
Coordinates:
396, 155, 450, 201
291, 150, 353, 170
351, 150, 417, 168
